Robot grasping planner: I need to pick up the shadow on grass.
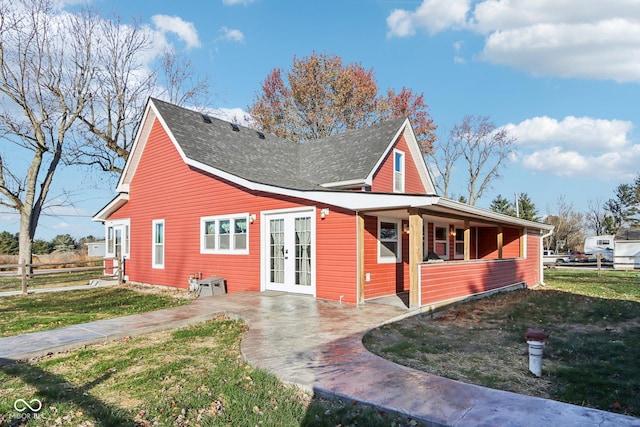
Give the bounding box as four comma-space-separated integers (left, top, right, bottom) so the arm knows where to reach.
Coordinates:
0, 357, 132, 426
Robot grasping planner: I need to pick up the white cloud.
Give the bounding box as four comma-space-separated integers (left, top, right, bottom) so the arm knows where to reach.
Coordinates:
386, 0, 640, 82
151, 15, 201, 50
504, 116, 639, 179
217, 27, 245, 43
208, 107, 251, 126
505, 116, 633, 152
387, 0, 470, 37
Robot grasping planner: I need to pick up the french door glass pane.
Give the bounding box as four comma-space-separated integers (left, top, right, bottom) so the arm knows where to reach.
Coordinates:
295, 217, 311, 286
270, 219, 284, 283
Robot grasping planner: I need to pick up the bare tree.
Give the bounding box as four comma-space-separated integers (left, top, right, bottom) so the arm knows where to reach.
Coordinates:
72, 18, 212, 174
427, 127, 462, 198
428, 115, 515, 205
586, 198, 615, 235
545, 196, 586, 252
0, 0, 95, 291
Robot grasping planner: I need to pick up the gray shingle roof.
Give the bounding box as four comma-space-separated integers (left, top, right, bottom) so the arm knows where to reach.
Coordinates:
151, 98, 405, 191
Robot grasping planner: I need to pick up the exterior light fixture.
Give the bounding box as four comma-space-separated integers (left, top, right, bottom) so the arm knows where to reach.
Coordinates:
320, 208, 330, 219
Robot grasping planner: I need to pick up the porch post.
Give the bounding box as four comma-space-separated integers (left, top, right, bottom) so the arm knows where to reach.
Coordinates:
497, 226, 504, 259
408, 208, 423, 308
357, 212, 366, 304
464, 220, 471, 261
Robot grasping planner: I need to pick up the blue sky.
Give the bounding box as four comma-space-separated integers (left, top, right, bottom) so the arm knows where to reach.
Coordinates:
2, 0, 639, 240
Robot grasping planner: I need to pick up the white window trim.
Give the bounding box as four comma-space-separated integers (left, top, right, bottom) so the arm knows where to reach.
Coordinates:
152, 219, 165, 269
200, 213, 250, 255
378, 217, 402, 264
105, 219, 131, 259
434, 223, 449, 259
393, 149, 405, 193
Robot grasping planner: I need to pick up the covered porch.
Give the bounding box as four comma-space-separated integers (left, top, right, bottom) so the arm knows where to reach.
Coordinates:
357, 198, 550, 309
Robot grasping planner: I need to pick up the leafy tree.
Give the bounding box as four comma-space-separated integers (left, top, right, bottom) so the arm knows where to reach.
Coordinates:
32, 239, 54, 255
490, 194, 515, 216
490, 193, 539, 221
428, 115, 516, 205
0, 231, 18, 255
51, 234, 77, 252
248, 52, 436, 152
517, 193, 539, 222
605, 177, 640, 232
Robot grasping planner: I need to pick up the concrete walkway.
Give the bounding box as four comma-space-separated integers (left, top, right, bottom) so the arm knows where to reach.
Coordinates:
1, 291, 638, 426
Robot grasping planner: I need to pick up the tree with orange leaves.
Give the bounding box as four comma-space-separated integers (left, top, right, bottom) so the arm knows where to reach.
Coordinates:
248, 52, 436, 153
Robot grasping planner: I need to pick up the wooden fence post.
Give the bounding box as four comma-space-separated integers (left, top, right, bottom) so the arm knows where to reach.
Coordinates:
596, 254, 602, 277
118, 255, 124, 285
21, 259, 28, 295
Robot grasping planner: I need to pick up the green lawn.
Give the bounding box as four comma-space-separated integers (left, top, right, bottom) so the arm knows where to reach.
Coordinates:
0, 287, 189, 337
364, 269, 640, 418
0, 318, 422, 426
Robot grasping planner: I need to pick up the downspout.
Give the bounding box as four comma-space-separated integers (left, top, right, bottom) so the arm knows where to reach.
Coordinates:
540, 228, 554, 285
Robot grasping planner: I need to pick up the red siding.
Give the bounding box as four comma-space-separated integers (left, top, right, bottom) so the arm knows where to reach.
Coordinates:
371, 134, 426, 194
107, 119, 359, 302
362, 215, 410, 299
420, 229, 542, 306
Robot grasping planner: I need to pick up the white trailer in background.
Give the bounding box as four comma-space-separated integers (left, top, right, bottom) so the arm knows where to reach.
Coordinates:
584, 235, 615, 259
614, 240, 640, 270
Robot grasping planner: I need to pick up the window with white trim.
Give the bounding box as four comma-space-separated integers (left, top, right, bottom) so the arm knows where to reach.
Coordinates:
434, 224, 449, 259
201, 214, 249, 254
152, 219, 164, 268
454, 228, 465, 259
378, 218, 402, 263
393, 149, 405, 193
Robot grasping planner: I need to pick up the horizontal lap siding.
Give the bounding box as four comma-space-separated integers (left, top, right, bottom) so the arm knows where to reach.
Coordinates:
316, 206, 358, 303
362, 215, 409, 299
420, 230, 543, 306
118, 119, 357, 299
421, 259, 526, 305
371, 134, 426, 194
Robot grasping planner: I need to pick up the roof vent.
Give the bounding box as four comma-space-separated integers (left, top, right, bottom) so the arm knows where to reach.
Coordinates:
257, 131, 265, 139
231, 123, 240, 132
202, 114, 212, 124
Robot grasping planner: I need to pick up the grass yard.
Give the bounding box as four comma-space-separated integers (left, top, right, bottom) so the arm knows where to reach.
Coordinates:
0, 270, 105, 292
0, 317, 421, 426
363, 269, 640, 418
0, 286, 190, 337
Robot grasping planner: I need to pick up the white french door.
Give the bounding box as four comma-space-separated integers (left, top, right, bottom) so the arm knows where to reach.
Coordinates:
264, 209, 315, 295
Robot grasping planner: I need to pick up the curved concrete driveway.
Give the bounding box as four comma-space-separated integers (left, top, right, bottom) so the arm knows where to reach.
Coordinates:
1, 291, 638, 426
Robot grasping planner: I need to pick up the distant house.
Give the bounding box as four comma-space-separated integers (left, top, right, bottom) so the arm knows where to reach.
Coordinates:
85, 241, 106, 257
94, 98, 553, 309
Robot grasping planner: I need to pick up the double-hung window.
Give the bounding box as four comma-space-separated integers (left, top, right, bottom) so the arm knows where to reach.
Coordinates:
201, 214, 249, 254
434, 224, 449, 259
378, 218, 402, 263
454, 228, 465, 259
152, 219, 165, 268
393, 149, 405, 193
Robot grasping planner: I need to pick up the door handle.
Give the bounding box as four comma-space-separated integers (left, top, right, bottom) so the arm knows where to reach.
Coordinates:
284, 248, 289, 259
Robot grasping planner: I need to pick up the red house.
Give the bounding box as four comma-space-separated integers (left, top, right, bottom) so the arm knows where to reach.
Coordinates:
94, 98, 553, 309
